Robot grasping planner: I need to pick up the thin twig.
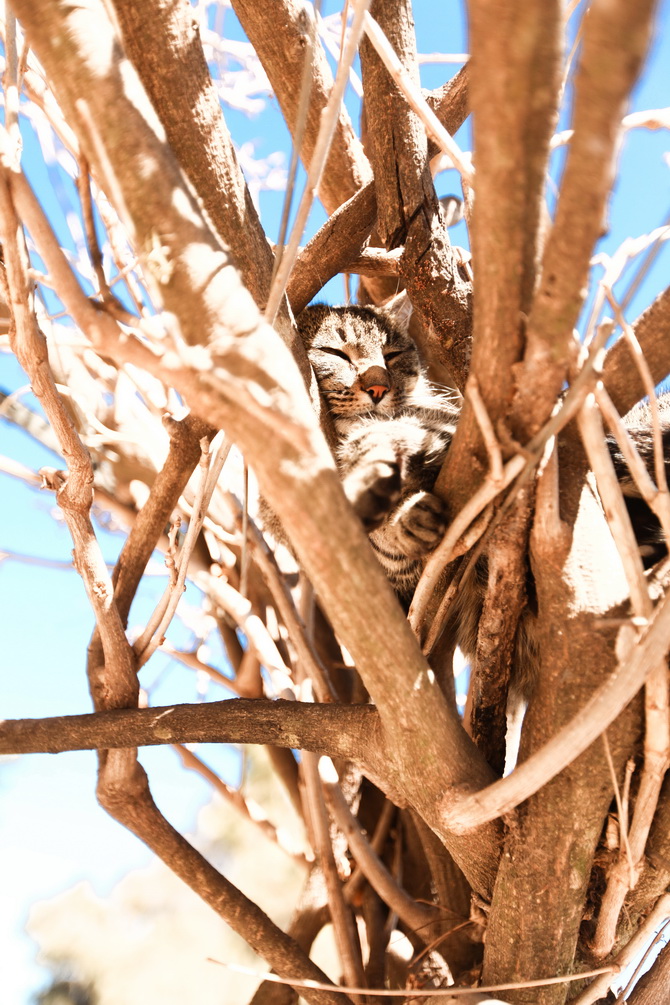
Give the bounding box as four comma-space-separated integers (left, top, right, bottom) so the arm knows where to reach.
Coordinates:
620, 207, 670, 313
199, 573, 296, 696
158, 641, 244, 696
2, 10, 21, 165
133, 443, 206, 663
466, 375, 503, 485
76, 153, 112, 300
595, 383, 670, 546
270, 0, 321, 290
303, 752, 367, 992
577, 393, 650, 616
343, 799, 396, 901
323, 762, 445, 943
0, 160, 137, 710
134, 435, 231, 667
607, 291, 670, 499
239, 462, 249, 597
613, 918, 670, 1004
227, 499, 338, 702
602, 731, 636, 883
208, 958, 615, 998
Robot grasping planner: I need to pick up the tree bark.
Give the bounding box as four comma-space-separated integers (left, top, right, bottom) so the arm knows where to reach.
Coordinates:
603, 284, 670, 416
513, 0, 658, 441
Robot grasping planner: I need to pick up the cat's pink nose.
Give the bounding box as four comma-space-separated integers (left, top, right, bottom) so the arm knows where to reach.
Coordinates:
361, 366, 390, 402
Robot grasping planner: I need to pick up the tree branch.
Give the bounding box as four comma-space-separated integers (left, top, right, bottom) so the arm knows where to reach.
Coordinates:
602, 284, 670, 416
513, 0, 658, 440
0, 698, 379, 761
436, 0, 561, 510
627, 941, 670, 1005
359, 0, 471, 389
285, 65, 470, 327
109, 0, 300, 352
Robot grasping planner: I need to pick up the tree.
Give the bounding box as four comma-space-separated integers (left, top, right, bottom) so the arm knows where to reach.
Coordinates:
1, 0, 670, 1002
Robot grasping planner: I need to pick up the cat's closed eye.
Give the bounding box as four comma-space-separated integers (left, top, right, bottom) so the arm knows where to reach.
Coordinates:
383, 350, 405, 362
318, 347, 352, 363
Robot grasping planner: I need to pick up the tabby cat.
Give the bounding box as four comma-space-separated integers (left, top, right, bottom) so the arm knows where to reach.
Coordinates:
298, 303, 670, 619
298, 303, 460, 603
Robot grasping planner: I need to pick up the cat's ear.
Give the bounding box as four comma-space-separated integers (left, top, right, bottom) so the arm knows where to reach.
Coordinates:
378, 290, 413, 335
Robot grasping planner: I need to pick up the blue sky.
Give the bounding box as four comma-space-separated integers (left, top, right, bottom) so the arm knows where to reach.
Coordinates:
1, 0, 669, 1000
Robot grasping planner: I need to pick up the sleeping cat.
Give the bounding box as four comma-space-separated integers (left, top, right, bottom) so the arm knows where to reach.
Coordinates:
298, 303, 460, 602
297, 302, 670, 613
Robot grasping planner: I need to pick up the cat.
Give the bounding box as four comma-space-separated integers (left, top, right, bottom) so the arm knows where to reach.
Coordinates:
297, 303, 460, 603
298, 301, 670, 631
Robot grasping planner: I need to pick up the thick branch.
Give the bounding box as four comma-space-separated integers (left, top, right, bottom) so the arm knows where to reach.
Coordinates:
436, 0, 561, 510
602, 284, 670, 415
286, 64, 470, 321
480, 468, 644, 1003
360, 0, 471, 385
0, 700, 379, 770
513, 0, 658, 440
108, 0, 309, 371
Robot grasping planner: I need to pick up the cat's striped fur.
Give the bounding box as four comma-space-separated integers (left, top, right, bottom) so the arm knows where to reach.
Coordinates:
298, 302, 670, 627
298, 304, 459, 601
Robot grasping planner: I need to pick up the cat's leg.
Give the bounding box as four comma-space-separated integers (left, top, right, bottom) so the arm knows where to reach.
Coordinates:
341, 444, 402, 530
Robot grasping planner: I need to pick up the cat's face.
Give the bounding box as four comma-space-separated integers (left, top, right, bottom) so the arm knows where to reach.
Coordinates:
298, 305, 421, 418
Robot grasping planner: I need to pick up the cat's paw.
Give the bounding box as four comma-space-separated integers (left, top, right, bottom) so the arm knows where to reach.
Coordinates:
392, 491, 447, 556
343, 457, 401, 530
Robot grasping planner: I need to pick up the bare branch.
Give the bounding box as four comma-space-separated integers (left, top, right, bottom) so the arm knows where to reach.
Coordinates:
324, 766, 445, 943
514, 0, 657, 439
302, 752, 367, 991
110, 0, 294, 338
361, 12, 472, 185
264, 0, 372, 324
360, 0, 471, 380
0, 163, 138, 712
0, 699, 380, 768
569, 893, 670, 1005
603, 285, 670, 416
436, 0, 561, 516
625, 937, 670, 1005
173, 744, 307, 862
